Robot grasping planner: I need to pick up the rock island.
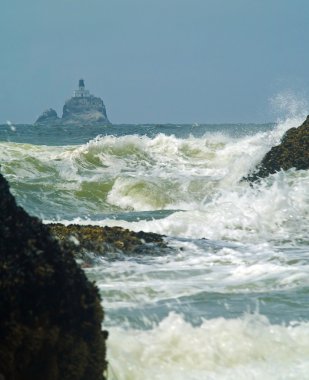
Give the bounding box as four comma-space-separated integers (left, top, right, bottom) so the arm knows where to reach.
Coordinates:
35, 79, 111, 126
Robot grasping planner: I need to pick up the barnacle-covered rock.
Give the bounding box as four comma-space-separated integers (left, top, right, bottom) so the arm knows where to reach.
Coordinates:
48, 223, 167, 264
245, 116, 309, 181
0, 173, 107, 380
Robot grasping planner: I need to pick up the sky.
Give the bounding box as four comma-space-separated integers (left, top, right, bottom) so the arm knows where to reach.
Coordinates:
1, 0, 309, 124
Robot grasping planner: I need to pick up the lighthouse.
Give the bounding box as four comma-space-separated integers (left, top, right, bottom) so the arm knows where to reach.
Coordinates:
36, 78, 111, 124
74, 79, 90, 98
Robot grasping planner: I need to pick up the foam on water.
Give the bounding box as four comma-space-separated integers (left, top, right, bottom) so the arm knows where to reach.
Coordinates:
61, 168, 308, 246
107, 312, 309, 380
0, 118, 301, 212
7, 117, 302, 244
85, 238, 309, 324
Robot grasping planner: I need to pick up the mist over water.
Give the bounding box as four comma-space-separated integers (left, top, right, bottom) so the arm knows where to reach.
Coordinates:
1, 118, 308, 378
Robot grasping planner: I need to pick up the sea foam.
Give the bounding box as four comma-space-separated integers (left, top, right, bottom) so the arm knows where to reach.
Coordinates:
107, 312, 309, 380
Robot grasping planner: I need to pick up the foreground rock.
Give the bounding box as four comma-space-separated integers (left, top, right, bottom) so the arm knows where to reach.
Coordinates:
0, 173, 107, 380
245, 116, 309, 181
35, 79, 111, 126
49, 224, 167, 264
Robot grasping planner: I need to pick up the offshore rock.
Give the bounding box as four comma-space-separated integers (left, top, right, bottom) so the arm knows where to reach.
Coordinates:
0, 172, 107, 380
35, 108, 60, 125
62, 96, 110, 126
245, 116, 309, 181
49, 224, 168, 265
35, 79, 111, 126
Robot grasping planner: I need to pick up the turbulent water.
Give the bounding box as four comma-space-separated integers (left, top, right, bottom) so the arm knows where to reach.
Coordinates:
1, 119, 309, 379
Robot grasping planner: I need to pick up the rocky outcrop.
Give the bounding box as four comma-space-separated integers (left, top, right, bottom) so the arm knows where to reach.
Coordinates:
0, 172, 107, 380
49, 224, 167, 265
35, 108, 60, 125
62, 96, 110, 125
245, 116, 309, 181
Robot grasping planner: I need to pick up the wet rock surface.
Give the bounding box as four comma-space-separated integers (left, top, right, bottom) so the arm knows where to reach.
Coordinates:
245, 116, 309, 181
48, 224, 168, 264
0, 173, 107, 380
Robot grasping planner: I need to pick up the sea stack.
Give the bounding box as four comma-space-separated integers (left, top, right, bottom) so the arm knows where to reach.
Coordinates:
35, 79, 111, 126
35, 108, 60, 124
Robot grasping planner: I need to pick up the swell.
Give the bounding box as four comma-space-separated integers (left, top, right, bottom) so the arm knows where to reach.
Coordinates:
0, 118, 308, 244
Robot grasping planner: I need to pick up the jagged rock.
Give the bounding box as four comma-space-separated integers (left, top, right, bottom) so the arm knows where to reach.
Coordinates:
35, 108, 59, 124
245, 116, 309, 181
0, 172, 107, 380
62, 96, 110, 126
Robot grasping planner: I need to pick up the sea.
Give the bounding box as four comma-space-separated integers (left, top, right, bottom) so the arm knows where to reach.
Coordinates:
0, 118, 308, 379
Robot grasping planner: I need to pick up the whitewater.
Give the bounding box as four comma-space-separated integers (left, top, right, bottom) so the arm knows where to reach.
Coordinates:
0, 117, 308, 379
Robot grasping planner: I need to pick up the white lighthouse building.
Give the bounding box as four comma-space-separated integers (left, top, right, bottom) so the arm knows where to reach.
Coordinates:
73, 79, 91, 98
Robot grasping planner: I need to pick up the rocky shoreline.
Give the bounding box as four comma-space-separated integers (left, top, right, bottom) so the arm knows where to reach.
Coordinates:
0, 172, 107, 380
0, 170, 169, 380
0, 116, 308, 378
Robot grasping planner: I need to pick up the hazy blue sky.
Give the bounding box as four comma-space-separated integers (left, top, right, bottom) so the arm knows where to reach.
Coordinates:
1, 0, 309, 124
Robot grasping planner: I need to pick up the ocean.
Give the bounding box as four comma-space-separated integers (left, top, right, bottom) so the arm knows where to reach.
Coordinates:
0, 119, 309, 379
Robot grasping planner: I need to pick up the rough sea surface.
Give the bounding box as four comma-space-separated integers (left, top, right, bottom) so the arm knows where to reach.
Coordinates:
1, 119, 308, 379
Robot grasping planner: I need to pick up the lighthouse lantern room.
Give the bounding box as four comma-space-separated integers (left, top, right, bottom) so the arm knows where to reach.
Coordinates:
74, 79, 90, 98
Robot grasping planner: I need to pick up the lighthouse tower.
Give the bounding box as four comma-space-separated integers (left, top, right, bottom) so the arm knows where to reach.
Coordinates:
73, 79, 90, 98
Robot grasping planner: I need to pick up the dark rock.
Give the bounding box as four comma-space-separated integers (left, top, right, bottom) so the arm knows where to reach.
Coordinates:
62, 96, 110, 126
35, 108, 60, 124
245, 116, 309, 181
48, 224, 167, 264
0, 172, 107, 380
